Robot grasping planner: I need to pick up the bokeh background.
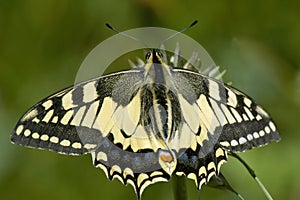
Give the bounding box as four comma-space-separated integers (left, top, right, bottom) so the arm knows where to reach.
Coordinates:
1, 1, 299, 200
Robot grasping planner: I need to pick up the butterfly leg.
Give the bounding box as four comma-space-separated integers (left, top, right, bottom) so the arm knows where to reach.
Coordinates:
208, 173, 245, 200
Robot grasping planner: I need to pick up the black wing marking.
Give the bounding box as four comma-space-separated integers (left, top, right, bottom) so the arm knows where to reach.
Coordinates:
11, 69, 144, 155
91, 126, 170, 199
173, 69, 280, 152
11, 65, 280, 198
166, 69, 280, 188
11, 68, 171, 198
175, 144, 228, 189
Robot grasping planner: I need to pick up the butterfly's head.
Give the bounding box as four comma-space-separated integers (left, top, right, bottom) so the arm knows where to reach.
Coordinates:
145, 49, 164, 64
143, 49, 172, 83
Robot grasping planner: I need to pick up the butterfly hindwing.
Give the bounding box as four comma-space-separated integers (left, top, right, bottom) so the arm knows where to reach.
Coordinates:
175, 144, 228, 189
91, 132, 170, 199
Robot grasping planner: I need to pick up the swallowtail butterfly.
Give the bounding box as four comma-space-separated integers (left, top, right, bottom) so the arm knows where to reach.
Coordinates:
11, 26, 280, 199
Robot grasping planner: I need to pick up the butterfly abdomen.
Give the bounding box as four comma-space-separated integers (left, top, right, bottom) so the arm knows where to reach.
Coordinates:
139, 83, 180, 142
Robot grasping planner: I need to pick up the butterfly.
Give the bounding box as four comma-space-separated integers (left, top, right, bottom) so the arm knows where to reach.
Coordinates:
11, 38, 280, 199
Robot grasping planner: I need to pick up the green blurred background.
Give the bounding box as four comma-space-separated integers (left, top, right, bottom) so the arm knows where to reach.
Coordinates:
1, 1, 299, 199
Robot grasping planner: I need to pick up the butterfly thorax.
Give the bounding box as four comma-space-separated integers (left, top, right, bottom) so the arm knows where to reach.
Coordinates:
139, 50, 181, 175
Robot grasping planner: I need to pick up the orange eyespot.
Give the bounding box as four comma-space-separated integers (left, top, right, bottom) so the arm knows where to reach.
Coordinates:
159, 150, 173, 163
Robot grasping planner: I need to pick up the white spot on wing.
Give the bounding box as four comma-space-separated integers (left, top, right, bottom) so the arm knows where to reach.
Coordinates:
84, 143, 97, 150
112, 174, 124, 184
150, 171, 163, 177
243, 98, 252, 107
51, 116, 59, 123
82, 81, 98, 103
269, 121, 276, 132
256, 106, 269, 117
242, 113, 249, 121
72, 142, 82, 149
265, 126, 271, 134
239, 137, 247, 144
110, 165, 122, 176
24, 129, 31, 137
244, 107, 255, 120
230, 139, 238, 146
187, 173, 198, 186
82, 101, 99, 128
60, 139, 71, 147
220, 104, 236, 124
220, 141, 230, 147
253, 132, 259, 139
207, 162, 216, 171
97, 151, 108, 162
176, 172, 185, 176
227, 88, 238, 107
61, 90, 74, 110
259, 130, 265, 137
137, 173, 149, 187
217, 159, 227, 173
215, 148, 224, 158
95, 163, 109, 178
50, 136, 59, 144
42, 100, 53, 110
207, 162, 216, 180
199, 178, 206, 189
208, 80, 221, 101
198, 166, 207, 177
32, 132, 40, 139
42, 109, 54, 123
60, 110, 74, 125
22, 109, 38, 122
230, 108, 243, 122
16, 125, 24, 135
247, 134, 253, 141
32, 117, 40, 123
123, 168, 134, 178
70, 106, 86, 126
256, 115, 262, 121
40, 134, 49, 141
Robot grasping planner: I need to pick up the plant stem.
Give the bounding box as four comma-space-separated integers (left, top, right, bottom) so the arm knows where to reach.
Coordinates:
172, 176, 187, 200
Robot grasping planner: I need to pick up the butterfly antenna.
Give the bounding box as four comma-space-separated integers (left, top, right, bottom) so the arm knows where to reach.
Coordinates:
160, 20, 198, 47
229, 152, 274, 200
105, 23, 148, 47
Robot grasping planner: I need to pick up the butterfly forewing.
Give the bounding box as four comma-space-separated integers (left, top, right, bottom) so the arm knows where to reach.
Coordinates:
11, 69, 144, 154
172, 69, 280, 152
11, 85, 89, 155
